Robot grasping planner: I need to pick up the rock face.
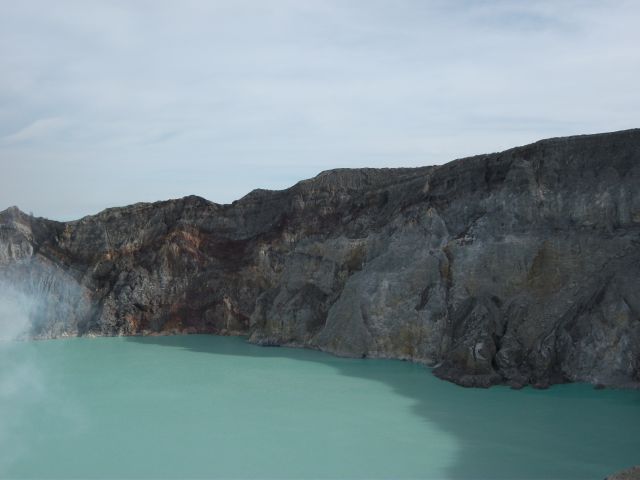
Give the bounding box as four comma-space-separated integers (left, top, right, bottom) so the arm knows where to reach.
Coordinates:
1, 129, 639, 388
606, 465, 640, 480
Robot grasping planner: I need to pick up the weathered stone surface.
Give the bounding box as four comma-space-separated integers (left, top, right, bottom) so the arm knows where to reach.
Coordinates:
1, 129, 639, 388
606, 465, 640, 480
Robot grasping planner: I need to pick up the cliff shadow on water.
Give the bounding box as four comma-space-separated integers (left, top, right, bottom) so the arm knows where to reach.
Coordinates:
126, 334, 640, 480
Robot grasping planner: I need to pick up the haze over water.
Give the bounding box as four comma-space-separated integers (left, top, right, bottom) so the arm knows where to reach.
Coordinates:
1, 335, 638, 479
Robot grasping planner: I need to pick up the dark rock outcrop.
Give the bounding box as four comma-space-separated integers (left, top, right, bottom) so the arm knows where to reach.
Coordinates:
606, 465, 640, 480
1, 129, 639, 388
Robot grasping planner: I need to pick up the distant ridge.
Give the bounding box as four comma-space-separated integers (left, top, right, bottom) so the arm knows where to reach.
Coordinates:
1, 128, 639, 388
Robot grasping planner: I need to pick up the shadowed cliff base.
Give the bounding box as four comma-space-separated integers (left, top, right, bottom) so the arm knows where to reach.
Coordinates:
1, 128, 640, 388
127, 334, 640, 480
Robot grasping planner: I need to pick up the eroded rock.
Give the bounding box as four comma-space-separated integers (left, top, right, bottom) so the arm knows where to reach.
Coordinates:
1, 129, 639, 388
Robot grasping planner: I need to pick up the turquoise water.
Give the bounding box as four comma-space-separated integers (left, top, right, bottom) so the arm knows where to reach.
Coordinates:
0, 335, 638, 479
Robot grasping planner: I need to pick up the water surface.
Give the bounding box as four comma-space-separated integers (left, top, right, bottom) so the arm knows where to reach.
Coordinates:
0, 335, 638, 479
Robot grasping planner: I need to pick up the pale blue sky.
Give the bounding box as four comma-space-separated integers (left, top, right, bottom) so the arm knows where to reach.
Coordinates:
1, 0, 638, 220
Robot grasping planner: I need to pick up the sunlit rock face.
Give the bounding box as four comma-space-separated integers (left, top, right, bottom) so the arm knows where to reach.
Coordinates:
1, 129, 639, 388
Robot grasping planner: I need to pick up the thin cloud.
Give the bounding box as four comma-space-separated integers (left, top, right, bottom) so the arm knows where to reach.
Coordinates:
1, 117, 68, 145
0, 0, 638, 219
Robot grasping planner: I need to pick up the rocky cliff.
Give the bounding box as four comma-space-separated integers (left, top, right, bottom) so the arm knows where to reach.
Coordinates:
607, 466, 640, 480
1, 129, 639, 388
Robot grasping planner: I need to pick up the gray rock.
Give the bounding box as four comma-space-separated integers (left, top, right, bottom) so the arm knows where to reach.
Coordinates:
606, 465, 640, 480
1, 129, 639, 388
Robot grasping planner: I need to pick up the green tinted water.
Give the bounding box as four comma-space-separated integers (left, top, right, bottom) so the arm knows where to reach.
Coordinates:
0, 335, 638, 479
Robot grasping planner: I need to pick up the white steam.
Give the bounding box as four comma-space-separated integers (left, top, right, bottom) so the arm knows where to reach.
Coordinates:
0, 280, 85, 475
0, 282, 38, 341
0, 281, 41, 472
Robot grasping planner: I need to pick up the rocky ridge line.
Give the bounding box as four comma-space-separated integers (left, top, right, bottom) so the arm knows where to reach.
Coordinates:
1, 129, 639, 388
